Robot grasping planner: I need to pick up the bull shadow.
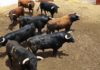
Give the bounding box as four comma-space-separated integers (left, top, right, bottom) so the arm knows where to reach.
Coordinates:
6, 59, 22, 70
37, 50, 69, 59
0, 52, 7, 58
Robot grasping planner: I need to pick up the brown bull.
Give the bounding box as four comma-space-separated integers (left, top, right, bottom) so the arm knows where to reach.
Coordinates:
47, 13, 80, 33
8, 7, 24, 30
18, 0, 35, 14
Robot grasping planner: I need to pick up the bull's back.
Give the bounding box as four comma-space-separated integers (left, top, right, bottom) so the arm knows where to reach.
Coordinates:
28, 33, 62, 48
10, 7, 24, 16
15, 7, 24, 15
19, 0, 32, 4
5, 24, 35, 42
48, 16, 71, 28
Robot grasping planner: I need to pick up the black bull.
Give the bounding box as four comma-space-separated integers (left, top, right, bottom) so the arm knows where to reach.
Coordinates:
37, 2, 59, 18
0, 23, 35, 47
6, 40, 37, 70
25, 31, 75, 56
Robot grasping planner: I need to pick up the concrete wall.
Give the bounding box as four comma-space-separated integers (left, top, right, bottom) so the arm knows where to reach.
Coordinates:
80, 0, 96, 4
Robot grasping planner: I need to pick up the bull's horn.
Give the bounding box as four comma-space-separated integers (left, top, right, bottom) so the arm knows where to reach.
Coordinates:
37, 56, 44, 60
65, 35, 71, 39
1, 38, 6, 43
22, 58, 30, 64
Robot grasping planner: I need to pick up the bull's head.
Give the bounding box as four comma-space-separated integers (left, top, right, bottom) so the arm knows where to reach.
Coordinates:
64, 31, 75, 43
69, 13, 80, 22
22, 57, 37, 70
51, 5, 59, 13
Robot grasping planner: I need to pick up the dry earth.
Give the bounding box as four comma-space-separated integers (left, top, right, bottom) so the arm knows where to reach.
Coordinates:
0, 0, 100, 70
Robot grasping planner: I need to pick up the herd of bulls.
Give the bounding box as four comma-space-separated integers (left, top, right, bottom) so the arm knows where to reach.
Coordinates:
0, 0, 80, 70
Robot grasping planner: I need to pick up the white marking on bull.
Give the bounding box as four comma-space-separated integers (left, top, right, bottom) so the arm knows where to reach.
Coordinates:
22, 58, 30, 64
51, 6, 55, 9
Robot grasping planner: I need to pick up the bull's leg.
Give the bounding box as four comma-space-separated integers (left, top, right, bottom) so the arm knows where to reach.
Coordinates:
44, 11, 47, 15
46, 29, 50, 34
38, 28, 42, 34
57, 29, 59, 32
42, 48, 45, 52
53, 49, 58, 56
8, 21, 17, 30
51, 12, 54, 18
7, 54, 13, 66
65, 26, 70, 32
51, 30, 55, 33
41, 9, 43, 14
8, 24, 13, 30
30, 9, 33, 15
29, 9, 31, 15
19, 23, 22, 29
18, 2, 21, 6
32, 9, 33, 14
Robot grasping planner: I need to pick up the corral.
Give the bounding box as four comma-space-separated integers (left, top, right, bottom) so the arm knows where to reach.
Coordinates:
0, 0, 100, 70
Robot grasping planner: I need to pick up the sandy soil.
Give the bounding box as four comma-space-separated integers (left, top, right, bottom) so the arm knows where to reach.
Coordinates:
0, 0, 100, 70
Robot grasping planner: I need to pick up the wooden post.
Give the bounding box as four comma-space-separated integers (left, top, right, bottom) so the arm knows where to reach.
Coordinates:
96, 0, 100, 4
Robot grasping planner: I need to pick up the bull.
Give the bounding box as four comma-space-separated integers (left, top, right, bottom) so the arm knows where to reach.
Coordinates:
0, 24, 35, 47
18, 0, 35, 14
6, 40, 39, 70
26, 31, 74, 56
8, 7, 24, 30
47, 13, 80, 33
37, 2, 59, 17
18, 14, 52, 33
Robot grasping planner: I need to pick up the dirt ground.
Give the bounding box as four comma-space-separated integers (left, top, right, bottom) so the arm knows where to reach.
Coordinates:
0, 0, 100, 70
